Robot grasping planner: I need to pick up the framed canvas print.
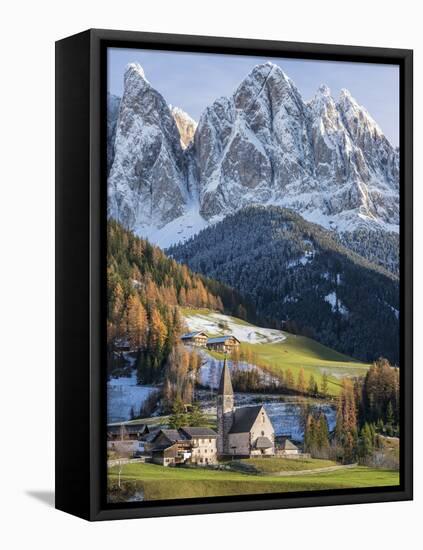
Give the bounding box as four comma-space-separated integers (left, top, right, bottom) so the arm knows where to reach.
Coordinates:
55, 29, 413, 521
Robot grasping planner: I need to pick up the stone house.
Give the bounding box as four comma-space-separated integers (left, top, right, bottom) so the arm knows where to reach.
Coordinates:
217, 359, 275, 457
149, 427, 218, 466
107, 422, 150, 455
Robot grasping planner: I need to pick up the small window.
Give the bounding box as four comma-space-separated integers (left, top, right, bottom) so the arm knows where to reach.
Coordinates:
261, 431, 265, 436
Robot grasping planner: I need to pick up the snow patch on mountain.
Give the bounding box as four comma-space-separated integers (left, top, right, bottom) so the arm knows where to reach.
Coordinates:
324, 291, 348, 316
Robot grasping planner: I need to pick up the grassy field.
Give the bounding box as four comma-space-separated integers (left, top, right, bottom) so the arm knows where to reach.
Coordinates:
108, 462, 399, 501
240, 338, 369, 396
235, 457, 337, 473
181, 307, 370, 396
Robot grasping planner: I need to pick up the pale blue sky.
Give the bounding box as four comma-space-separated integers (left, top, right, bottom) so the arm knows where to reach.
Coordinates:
108, 47, 399, 147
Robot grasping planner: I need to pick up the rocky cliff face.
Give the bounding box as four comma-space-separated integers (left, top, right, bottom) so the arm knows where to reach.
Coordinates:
107, 93, 121, 175
171, 106, 197, 149
107, 61, 399, 259
107, 63, 188, 232
192, 63, 399, 234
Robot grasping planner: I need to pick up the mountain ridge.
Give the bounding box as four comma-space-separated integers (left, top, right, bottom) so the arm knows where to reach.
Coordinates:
107, 61, 399, 272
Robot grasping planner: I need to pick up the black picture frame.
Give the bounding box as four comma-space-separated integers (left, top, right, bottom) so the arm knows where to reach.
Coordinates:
55, 28, 413, 521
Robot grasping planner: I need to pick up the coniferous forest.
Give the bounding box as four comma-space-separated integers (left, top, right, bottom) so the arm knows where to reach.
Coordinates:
169, 206, 400, 364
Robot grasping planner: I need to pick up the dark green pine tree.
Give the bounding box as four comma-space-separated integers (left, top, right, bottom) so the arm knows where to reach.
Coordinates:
188, 402, 207, 427
168, 398, 188, 429
358, 422, 374, 463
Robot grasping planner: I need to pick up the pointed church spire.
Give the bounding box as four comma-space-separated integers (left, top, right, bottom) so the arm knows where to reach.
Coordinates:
218, 355, 233, 396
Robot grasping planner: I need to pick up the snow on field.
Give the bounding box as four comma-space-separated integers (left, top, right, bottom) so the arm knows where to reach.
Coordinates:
197, 350, 280, 389
199, 391, 336, 441
183, 311, 286, 344
107, 370, 157, 423
265, 400, 336, 440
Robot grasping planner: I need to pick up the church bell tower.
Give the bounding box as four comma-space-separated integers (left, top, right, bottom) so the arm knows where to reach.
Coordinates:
217, 355, 234, 455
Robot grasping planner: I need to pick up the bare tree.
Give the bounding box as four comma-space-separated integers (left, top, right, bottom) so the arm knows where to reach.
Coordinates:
112, 425, 132, 488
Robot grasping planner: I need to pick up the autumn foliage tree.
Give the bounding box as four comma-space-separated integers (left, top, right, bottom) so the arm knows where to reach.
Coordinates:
334, 379, 358, 463
106, 219, 249, 384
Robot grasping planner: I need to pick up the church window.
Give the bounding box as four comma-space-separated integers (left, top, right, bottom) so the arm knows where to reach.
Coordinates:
261, 431, 265, 436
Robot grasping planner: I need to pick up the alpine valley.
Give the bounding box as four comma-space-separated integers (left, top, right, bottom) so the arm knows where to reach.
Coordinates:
107, 61, 399, 364
106, 59, 401, 501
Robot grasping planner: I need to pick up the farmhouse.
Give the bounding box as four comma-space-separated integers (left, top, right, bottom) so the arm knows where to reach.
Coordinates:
180, 331, 208, 347
107, 422, 150, 455
207, 335, 240, 354
217, 359, 275, 457
149, 427, 218, 466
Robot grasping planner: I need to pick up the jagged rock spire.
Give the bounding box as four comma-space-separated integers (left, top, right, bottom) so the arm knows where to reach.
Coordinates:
218, 355, 233, 396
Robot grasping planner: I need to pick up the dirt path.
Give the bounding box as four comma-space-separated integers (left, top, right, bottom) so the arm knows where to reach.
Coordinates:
267, 463, 358, 477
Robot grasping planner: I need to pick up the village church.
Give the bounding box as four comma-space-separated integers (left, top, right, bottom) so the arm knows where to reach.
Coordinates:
217, 359, 275, 457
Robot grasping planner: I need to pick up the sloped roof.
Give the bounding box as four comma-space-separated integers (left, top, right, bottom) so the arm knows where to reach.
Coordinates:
181, 331, 207, 339
255, 436, 273, 449
218, 359, 234, 396
180, 427, 218, 438
229, 405, 263, 434
151, 429, 187, 443
280, 439, 299, 451
140, 428, 160, 442
207, 335, 240, 344
107, 423, 148, 436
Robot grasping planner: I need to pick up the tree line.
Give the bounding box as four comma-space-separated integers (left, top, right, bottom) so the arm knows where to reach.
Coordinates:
303, 358, 400, 465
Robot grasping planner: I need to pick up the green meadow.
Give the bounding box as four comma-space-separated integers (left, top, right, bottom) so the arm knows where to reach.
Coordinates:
181, 308, 370, 396
108, 462, 399, 501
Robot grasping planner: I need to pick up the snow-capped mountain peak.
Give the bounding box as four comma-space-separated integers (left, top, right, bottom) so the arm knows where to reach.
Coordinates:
316, 83, 331, 97
107, 61, 399, 253
124, 62, 148, 84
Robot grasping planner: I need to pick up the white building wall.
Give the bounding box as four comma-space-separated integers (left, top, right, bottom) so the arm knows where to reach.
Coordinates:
190, 437, 217, 464
249, 407, 275, 455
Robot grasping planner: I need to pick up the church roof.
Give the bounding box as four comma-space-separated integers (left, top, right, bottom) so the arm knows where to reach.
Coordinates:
229, 405, 264, 434
218, 358, 233, 396
255, 436, 273, 449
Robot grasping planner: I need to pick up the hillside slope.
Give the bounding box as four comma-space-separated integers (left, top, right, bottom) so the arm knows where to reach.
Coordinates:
170, 206, 399, 364
181, 308, 368, 396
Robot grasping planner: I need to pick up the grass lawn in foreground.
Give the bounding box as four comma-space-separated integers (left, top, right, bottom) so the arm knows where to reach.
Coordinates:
108, 462, 399, 501
235, 457, 337, 473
